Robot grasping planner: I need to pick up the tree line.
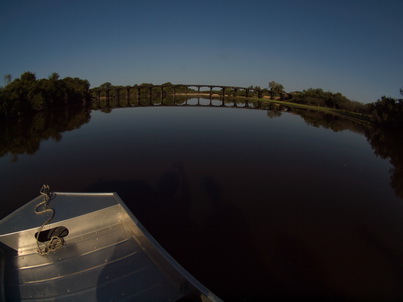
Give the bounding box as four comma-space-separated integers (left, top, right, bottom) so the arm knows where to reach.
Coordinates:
95, 80, 403, 129
2, 72, 402, 129
0, 72, 91, 116
92, 80, 403, 129
268, 81, 403, 129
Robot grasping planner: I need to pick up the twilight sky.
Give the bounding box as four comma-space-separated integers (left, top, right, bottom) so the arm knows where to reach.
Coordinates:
1, 0, 402, 103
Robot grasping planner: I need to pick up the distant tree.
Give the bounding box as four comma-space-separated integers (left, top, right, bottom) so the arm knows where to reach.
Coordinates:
368, 96, 403, 127
0, 71, 91, 116
3, 74, 12, 86
48, 72, 60, 81
100, 82, 112, 89
20, 71, 36, 82
268, 81, 284, 97
288, 88, 368, 113
61, 77, 90, 103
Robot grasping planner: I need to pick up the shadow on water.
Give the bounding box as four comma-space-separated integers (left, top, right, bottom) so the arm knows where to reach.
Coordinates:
87, 163, 276, 300
87, 163, 354, 301
194, 176, 288, 301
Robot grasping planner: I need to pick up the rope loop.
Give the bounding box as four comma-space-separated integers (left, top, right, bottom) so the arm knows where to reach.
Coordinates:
35, 185, 64, 255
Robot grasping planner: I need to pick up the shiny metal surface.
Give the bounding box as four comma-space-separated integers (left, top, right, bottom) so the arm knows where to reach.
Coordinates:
0, 192, 221, 301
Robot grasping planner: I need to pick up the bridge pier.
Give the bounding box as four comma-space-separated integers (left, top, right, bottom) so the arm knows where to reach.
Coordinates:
258, 90, 263, 98
115, 88, 121, 106
105, 89, 110, 107
148, 89, 152, 105
126, 88, 130, 105
91, 84, 287, 108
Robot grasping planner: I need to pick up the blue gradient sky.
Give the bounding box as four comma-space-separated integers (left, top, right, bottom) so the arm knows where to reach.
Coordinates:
1, 0, 402, 103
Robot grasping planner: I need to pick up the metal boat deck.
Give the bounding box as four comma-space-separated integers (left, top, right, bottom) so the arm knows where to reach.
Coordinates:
0, 192, 221, 301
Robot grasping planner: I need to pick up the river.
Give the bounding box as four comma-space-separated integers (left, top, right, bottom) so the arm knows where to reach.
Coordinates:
1, 97, 402, 301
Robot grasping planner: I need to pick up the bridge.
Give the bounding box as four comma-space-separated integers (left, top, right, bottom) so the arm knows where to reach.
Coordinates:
91, 94, 291, 115
90, 84, 290, 102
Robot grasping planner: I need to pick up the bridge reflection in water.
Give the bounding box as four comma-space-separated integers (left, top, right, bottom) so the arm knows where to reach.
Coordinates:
91, 85, 292, 113
91, 84, 290, 108
91, 94, 292, 114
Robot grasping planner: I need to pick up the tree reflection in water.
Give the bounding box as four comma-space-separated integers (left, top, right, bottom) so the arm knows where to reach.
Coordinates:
1, 97, 401, 199
1, 97, 402, 300
0, 104, 91, 162
288, 107, 403, 200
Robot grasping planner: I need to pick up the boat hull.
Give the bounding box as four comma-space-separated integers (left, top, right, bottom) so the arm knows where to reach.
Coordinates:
0, 192, 221, 301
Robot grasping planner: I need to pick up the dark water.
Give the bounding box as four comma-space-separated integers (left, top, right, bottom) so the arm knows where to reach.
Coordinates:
1, 98, 403, 301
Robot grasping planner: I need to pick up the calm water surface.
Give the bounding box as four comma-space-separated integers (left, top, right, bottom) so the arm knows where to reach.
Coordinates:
1, 100, 402, 301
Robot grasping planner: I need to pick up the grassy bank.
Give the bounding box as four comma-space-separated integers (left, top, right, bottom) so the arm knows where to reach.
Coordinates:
246, 97, 371, 124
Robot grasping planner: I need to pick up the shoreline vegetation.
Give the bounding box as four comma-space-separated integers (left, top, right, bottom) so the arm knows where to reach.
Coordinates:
1, 72, 402, 129
157, 93, 369, 123
1, 73, 402, 199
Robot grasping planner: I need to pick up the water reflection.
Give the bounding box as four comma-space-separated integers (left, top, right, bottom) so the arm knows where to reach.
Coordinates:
1, 97, 402, 201
290, 107, 403, 200
1, 97, 403, 300
367, 129, 403, 199
0, 104, 91, 162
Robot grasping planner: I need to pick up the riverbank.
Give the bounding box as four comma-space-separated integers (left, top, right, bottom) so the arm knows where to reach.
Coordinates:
253, 97, 371, 124
174, 93, 371, 124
